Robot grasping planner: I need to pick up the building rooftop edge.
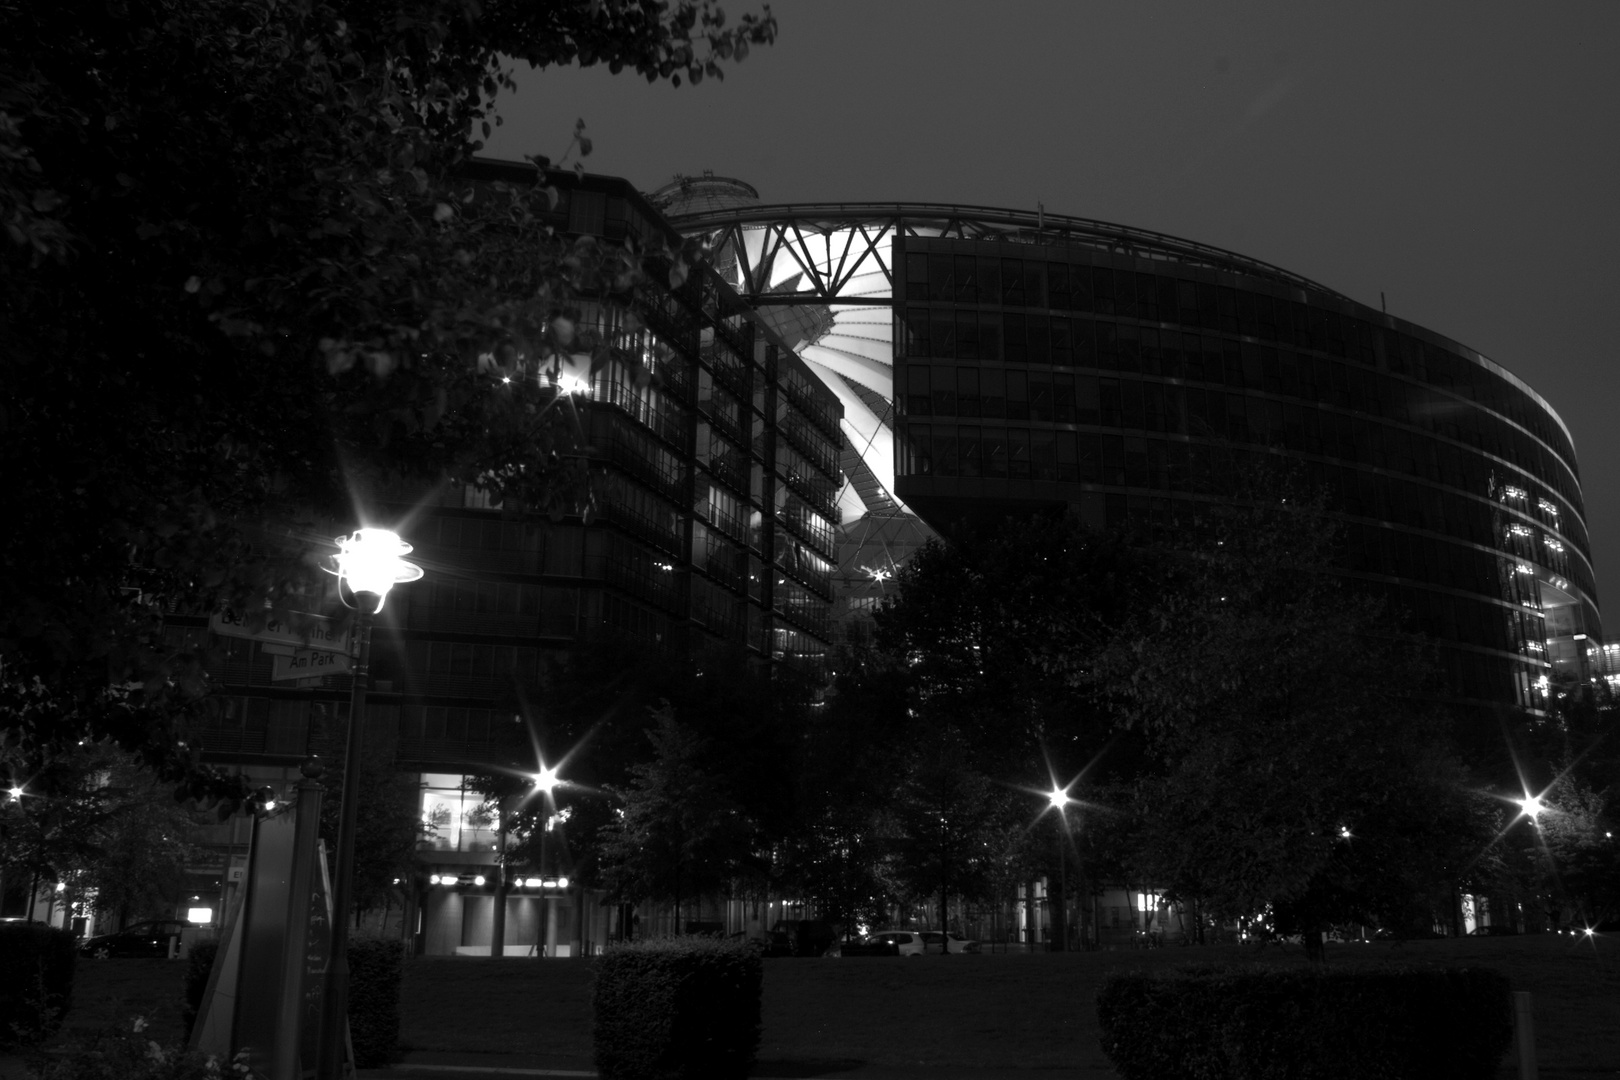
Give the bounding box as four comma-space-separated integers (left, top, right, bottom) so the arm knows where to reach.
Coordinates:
667, 200, 1575, 455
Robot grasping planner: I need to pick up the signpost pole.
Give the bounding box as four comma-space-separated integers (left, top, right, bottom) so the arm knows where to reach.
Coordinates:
274, 777, 324, 1080
318, 605, 373, 1080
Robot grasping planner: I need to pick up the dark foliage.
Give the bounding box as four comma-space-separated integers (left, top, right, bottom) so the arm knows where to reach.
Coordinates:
1096, 964, 1512, 1080
0, 0, 774, 810
180, 939, 219, 1042
346, 937, 406, 1068
0, 922, 75, 1047
596, 707, 756, 919
316, 748, 423, 917
591, 936, 762, 1080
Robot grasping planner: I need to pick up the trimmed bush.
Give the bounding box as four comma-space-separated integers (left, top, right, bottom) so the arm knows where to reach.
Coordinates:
0, 922, 76, 1047
1096, 963, 1512, 1080
180, 939, 219, 1041
592, 936, 763, 1080
347, 937, 406, 1068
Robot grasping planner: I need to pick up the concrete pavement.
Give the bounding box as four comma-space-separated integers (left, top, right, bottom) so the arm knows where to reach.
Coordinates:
358, 1049, 1116, 1079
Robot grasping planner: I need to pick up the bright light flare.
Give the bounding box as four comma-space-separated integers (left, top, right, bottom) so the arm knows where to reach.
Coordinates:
553, 373, 592, 396
1517, 794, 1546, 821
1047, 786, 1073, 811
532, 761, 561, 796
6, 784, 23, 803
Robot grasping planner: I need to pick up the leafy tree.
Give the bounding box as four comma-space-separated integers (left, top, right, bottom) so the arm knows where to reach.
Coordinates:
74, 762, 208, 928
596, 705, 756, 926
0, 0, 775, 803
771, 646, 909, 926
887, 730, 1025, 943
480, 640, 800, 897
873, 513, 1143, 781
1, 732, 204, 926
316, 746, 425, 920
1518, 777, 1619, 927
1098, 477, 1494, 957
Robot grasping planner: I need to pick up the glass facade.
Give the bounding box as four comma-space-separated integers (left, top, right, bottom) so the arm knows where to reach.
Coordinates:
892, 236, 1596, 712
181, 169, 842, 779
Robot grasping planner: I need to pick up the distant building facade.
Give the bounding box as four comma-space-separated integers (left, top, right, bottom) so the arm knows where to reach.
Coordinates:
659, 189, 1601, 717
177, 166, 843, 954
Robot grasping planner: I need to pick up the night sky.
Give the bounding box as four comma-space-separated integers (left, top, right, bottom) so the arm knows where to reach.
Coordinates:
487, 1, 1620, 615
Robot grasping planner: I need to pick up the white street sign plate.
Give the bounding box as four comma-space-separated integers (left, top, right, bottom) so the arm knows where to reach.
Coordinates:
270, 649, 353, 682
209, 609, 351, 654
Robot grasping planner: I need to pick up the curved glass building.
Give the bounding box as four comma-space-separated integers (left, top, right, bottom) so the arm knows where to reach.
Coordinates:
656, 180, 1600, 714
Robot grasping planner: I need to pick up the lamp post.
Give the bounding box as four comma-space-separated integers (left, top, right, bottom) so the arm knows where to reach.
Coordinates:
532, 762, 561, 957
490, 762, 560, 959
1046, 787, 1071, 952
317, 528, 421, 1080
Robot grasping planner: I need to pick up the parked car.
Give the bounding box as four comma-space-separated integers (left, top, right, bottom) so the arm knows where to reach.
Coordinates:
770, 919, 842, 957
1468, 924, 1519, 937
834, 936, 901, 957
918, 931, 980, 954
866, 930, 928, 957
78, 919, 190, 958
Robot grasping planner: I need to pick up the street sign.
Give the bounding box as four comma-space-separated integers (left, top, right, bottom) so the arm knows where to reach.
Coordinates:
209, 609, 351, 654
270, 649, 353, 682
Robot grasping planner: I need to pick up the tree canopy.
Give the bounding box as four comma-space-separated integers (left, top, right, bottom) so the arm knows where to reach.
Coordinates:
595, 705, 757, 922
0, 0, 775, 803
859, 470, 1511, 949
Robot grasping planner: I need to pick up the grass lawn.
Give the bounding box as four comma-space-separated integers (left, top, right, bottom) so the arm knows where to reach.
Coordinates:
397, 935, 1620, 1076
59, 935, 1620, 1077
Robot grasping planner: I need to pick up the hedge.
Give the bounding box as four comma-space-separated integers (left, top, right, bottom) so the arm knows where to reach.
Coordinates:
0, 922, 76, 1047
181, 940, 219, 1042
346, 937, 406, 1068
1096, 964, 1513, 1080
176, 934, 403, 1068
592, 936, 763, 1080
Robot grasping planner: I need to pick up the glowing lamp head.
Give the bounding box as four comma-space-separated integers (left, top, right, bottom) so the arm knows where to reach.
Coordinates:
328, 528, 423, 611
1518, 794, 1546, 821
473, 875, 486, 887
532, 762, 561, 796
6, 784, 22, 803
1047, 787, 1072, 811
557, 876, 570, 890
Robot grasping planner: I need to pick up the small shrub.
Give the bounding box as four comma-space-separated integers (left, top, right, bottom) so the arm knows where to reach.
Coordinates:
346, 937, 406, 1068
182, 940, 220, 1041
35, 1017, 258, 1080
0, 922, 76, 1047
1096, 963, 1513, 1080
592, 936, 763, 1080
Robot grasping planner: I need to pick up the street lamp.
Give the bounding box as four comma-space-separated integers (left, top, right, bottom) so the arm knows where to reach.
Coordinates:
1046, 786, 1072, 953
532, 761, 565, 958
318, 528, 421, 1080
491, 759, 565, 959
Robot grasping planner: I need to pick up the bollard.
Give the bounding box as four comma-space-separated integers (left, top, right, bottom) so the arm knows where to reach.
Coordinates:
1513, 990, 1538, 1080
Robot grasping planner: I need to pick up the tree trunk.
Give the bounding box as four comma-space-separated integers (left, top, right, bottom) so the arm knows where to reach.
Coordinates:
1303, 928, 1326, 964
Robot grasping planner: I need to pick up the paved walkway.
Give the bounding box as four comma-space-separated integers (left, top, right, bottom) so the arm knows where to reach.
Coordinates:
359, 1049, 1116, 1079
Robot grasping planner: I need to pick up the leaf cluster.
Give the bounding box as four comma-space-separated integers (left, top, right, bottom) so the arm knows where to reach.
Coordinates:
0, 0, 773, 801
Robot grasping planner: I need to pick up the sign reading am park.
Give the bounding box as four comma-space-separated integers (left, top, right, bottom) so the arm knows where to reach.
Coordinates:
208, 608, 351, 654
270, 649, 353, 682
